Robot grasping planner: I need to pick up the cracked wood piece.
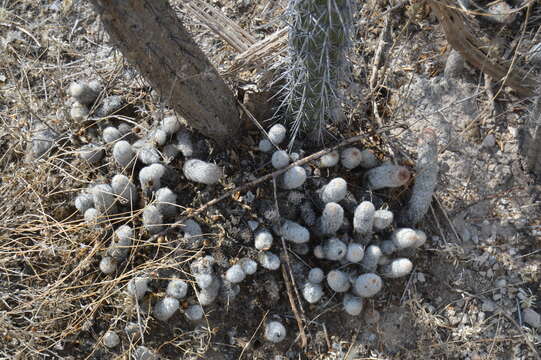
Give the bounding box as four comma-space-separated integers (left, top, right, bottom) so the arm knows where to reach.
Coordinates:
428, 0, 538, 97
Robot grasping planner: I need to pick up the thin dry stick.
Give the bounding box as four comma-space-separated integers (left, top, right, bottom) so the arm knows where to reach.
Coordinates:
429, 203, 449, 244
272, 177, 308, 340
281, 264, 308, 348
434, 195, 462, 243
370, 14, 392, 128
369, 13, 391, 91
343, 327, 361, 360
399, 267, 416, 304
238, 311, 269, 359
492, 1, 532, 99
272, 178, 307, 347
149, 130, 381, 241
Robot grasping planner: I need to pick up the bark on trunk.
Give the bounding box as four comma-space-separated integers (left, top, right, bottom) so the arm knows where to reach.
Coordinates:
89, 0, 240, 145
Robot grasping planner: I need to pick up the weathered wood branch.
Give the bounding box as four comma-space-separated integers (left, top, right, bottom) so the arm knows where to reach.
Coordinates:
429, 0, 538, 97
89, 0, 241, 145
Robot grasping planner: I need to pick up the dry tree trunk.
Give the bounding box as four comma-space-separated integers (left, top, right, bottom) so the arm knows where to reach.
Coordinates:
89, 0, 241, 145
525, 97, 541, 179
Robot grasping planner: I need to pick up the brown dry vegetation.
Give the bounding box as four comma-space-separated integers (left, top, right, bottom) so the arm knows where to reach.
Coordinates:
0, 0, 540, 359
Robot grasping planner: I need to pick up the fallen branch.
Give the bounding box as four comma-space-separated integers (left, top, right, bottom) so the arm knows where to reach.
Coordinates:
428, 0, 538, 97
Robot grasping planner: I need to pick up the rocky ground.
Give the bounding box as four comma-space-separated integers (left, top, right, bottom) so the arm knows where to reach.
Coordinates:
0, 0, 540, 359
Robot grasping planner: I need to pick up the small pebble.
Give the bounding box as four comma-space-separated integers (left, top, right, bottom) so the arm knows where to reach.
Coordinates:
303, 282, 323, 303
313, 245, 325, 259
195, 274, 214, 289
487, 1, 516, 24
271, 150, 290, 169
343, 294, 364, 316
327, 270, 350, 293
482, 134, 496, 148
78, 144, 104, 164
354, 273, 382, 298
264, 321, 286, 343
133, 346, 157, 360
281, 220, 310, 244
522, 308, 541, 328
247, 220, 259, 231
268, 124, 287, 145
346, 243, 364, 263
166, 279, 188, 299
239, 257, 258, 275
341, 147, 362, 169
225, 264, 246, 283
127, 277, 150, 300
255, 229, 273, 250
308, 268, 324, 284
183, 159, 222, 185
103, 126, 122, 143
319, 150, 339, 168
185, 304, 204, 321
280, 166, 306, 189
96, 95, 123, 117
481, 300, 496, 312
259, 251, 280, 270
70, 102, 89, 122
259, 139, 273, 152
161, 116, 182, 135
153, 297, 179, 321
323, 237, 347, 261
102, 330, 120, 348
99, 256, 116, 274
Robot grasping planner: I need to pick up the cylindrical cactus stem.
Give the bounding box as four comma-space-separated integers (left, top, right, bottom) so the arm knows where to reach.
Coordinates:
317, 202, 344, 235
360, 245, 382, 272
365, 164, 411, 190
280, 220, 310, 244
381, 258, 413, 279
319, 177, 348, 204
353, 201, 375, 236
354, 273, 383, 298
373, 209, 394, 231
283, 0, 354, 144
327, 269, 351, 293
401, 128, 439, 225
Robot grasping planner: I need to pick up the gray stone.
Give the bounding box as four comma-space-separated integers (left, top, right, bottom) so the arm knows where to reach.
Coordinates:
522, 308, 540, 328
481, 300, 496, 312
482, 134, 496, 149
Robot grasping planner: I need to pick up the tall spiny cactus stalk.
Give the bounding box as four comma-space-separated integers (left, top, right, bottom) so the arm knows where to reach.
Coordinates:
524, 94, 541, 180
280, 0, 354, 146
400, 128, 439, 225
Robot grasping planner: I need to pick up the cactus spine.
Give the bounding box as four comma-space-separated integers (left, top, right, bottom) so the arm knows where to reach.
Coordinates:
282, 0, 354, 145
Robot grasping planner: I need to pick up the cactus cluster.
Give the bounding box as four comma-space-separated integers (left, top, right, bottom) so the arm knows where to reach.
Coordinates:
249, 129, 432, 319
67, 75, 437, 347
69, 78, 223, 234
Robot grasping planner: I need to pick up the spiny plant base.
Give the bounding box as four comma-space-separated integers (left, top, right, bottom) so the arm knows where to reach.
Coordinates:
279, 0, 354, 147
